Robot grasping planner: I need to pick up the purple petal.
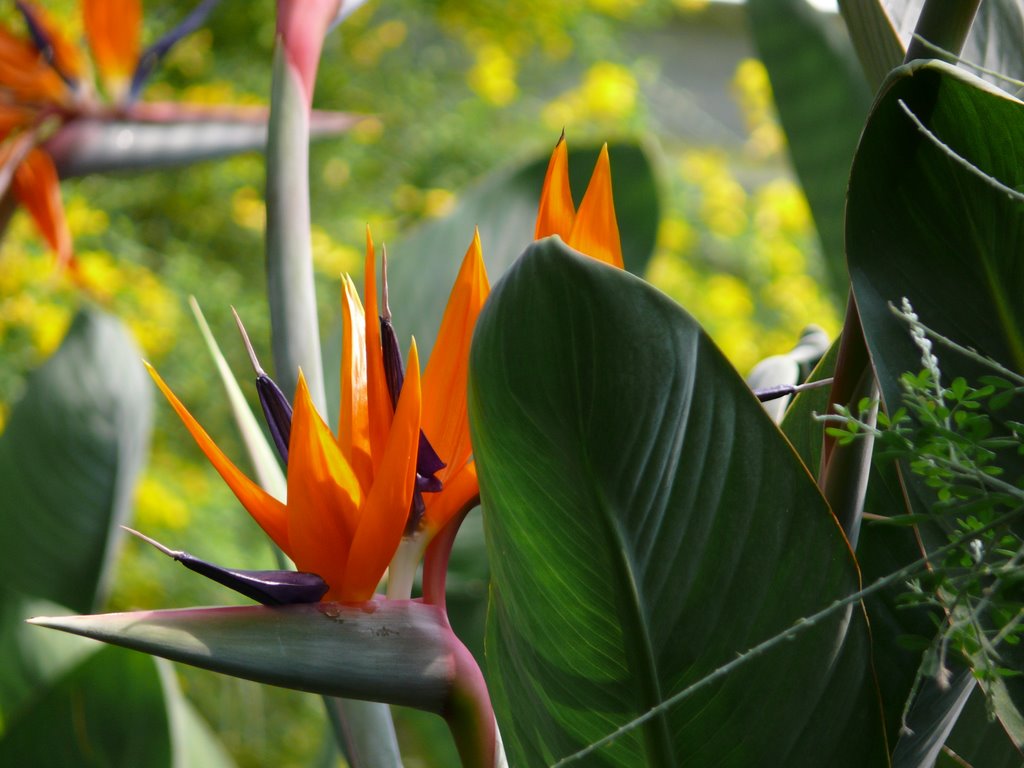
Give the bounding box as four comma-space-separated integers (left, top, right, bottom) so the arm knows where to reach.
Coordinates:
256, 373, 292, 464
129, 0, 223, 101
123, 527, 327, 605
15, 1, 77, 88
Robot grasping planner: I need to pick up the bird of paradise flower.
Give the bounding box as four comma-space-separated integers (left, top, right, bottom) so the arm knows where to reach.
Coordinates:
142, 133, 623, 605
0, 0, 224, 269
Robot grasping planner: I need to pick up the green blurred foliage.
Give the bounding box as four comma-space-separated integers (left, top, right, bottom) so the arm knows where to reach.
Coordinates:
0, 0, 843, 764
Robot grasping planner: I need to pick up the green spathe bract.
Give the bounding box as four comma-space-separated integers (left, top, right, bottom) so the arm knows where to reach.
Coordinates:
468, 237, 885, 766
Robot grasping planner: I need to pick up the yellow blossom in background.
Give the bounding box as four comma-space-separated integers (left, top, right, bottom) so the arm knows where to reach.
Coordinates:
543, 61, 638, 130
231, 186, 266, 232
0, 195, 181, 362
647, 58, 841, 373
733, 58, 784, 158
586, 0, 646, 18
468, 43, 518, 106
581, 62, 637, 119
657, 217, 697, 256
422, 188, 457, 218
310, 225, 361, 276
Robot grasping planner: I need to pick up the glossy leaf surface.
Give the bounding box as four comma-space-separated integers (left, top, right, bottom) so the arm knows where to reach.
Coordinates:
30, 601, 459, 712
849, 61, 1024, 394
0, 643, 172, 767
848, 58, 1024, 745
469, 238, 885, 767
0, 308, 152, 612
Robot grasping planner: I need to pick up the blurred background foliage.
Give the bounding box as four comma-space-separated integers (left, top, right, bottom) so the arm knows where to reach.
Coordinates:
0, 0, 843, 765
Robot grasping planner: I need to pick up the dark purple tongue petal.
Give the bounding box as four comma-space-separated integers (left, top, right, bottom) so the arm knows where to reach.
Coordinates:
16, 1, 78, 88
256, 373, 293, 464
128, 0, 223, 101
123, 527, 328, 605
380, 316, 405, 410
234, 307, 292, 465
416, 431, 445, 482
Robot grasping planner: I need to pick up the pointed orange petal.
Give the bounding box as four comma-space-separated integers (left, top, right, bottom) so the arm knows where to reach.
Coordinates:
83, 0, 140, 98
534, 132, 575, 241
567, 144, 624, 269
0, 105, 38, 133
363, 226, 393, 469
11, 148, 73, 269
338, 274, 374, 492
21, 3, 85, 81
0, 27, 68, 102
146, 363, 290, 551
287, 372, 364, 593
421, 229, 489, 481
341, 340, 422, 601
421, 461, 479, 536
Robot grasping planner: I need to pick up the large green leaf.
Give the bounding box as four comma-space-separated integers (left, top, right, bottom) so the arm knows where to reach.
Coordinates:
1, 591, 235, 766
848, 58, 1024, 744
847, 60, 1024, 454
0, 644, 173, 767
0, 308, 152, 613
747, 0, 872, 299
469, 239, 886, 767
386, 140, 659, 359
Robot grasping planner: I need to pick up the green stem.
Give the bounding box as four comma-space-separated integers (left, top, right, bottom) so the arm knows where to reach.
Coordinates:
904, 0, 981, 64
265, 42, 326, 408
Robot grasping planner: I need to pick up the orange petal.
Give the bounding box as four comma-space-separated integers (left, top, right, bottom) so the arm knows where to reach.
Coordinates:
11, 148, 73, 269
341, 340, 422, 601
0, 27, 68, 103
338, 274, 374, 492
362, 226, 393, 470
567, 143, 624, 269
0, 105, 38, 133
421, 461, 479, 536
20, 3, 85, 82
421, 229, 489, 481
83, 0, 140, 99
534, 131, 575, 241
286, 372, 364, 593
146, 363, 290, 552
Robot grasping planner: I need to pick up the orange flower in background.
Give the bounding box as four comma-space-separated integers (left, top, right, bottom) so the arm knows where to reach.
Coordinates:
148, 229, 489, 603
535, 132, 624, 269
0, 0, 220, 268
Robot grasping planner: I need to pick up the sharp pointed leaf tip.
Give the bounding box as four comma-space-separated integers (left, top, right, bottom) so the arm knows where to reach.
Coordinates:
232, 306, 266, 376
